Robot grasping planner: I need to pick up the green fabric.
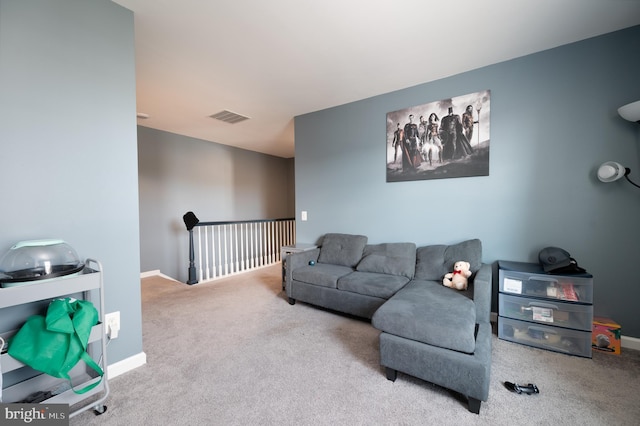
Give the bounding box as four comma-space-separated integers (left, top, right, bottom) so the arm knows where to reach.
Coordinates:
8, 298, 103, 394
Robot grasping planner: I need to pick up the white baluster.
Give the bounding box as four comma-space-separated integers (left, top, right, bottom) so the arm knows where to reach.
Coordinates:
273, 221, 277, 263
249, 223, 254, 269
269, 222, 272, 264
270, 221, 275, 264
266, 222, 270, 264
240, 223, 245, 271
228, 224, 234, 274
256, 222, 262, 268
217, 225, 222, 277
212, 226, 216, 278
261, 222, 265, 265
197, 227, 203, 282
234, 223, 239, 273
222, 225, 229, 275
254, 222, 259, 267
204, 226, 210, 280
277, 221, 282, 261
289, 219, 294, 245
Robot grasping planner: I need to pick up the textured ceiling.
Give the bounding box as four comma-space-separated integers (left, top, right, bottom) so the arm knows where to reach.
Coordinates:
112, 0, 640, 158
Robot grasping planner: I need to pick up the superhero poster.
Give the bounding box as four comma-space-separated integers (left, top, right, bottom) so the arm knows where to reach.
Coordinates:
386, 90, 490, 182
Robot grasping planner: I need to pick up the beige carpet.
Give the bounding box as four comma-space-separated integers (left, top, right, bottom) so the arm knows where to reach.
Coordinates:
71, 265, 640, 425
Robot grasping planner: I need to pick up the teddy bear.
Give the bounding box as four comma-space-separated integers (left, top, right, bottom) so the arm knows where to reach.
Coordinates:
442, 261, 472, 290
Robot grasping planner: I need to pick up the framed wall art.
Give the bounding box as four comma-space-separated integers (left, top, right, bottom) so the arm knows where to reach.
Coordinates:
386, 90, 490, 182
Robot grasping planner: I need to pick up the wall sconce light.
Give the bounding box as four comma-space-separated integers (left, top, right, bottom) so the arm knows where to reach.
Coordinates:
597, 162, 640, 189
597, 102, 640, 190
618, 100, 640, 123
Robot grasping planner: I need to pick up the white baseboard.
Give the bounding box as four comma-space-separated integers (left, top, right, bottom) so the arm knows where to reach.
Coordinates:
621, 335, 640, 351
140, 270, 180, 282
140, 270, 160, 278
107, 352, 147, 379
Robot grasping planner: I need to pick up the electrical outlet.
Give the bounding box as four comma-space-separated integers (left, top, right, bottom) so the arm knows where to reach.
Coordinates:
105, 311, 121, 339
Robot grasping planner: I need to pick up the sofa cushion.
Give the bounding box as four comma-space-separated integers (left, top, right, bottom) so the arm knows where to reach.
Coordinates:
356, 242, 416, 278
371, 280, 477, 354
414, 239, 482, 281
292, 264, 355, 289
317, 233, 368, 268
337, 271, 410, 299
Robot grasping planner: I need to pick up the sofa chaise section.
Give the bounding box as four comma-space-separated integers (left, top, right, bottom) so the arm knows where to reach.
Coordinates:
371, 239, 492, 414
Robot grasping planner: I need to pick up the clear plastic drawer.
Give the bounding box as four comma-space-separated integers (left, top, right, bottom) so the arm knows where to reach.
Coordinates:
498, 316, 592, 358
498, 293, 592, 331
498, 261, 593, 304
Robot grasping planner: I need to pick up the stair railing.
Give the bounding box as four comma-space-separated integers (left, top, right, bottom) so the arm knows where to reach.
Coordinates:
184, 214, 295, 284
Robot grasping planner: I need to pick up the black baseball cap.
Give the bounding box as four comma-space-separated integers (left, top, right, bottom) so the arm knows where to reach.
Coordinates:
539, 247, 571, 272
538, 247, 586, 274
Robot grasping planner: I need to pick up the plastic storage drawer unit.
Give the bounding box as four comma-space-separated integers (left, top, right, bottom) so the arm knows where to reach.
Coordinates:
498, 293, 593, 331
498, 317, 592, 358
499, 261, 593, 304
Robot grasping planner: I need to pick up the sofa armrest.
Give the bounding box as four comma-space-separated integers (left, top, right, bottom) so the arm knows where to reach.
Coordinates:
285, 248, 320, 294
471, 263, 492, 324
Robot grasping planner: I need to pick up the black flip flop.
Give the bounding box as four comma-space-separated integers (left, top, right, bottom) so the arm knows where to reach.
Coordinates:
504, 382, 539, 395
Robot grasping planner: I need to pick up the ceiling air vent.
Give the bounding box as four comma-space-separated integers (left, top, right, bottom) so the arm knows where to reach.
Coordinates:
209, 110, 250, 124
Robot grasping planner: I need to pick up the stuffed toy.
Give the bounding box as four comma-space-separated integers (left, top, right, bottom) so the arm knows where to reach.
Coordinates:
443, 261, 472, 290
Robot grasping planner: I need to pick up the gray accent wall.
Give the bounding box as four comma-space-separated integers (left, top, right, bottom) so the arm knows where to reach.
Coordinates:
137, 126, 295, 282
0, 1, 141, 364
294, 26, 640, 336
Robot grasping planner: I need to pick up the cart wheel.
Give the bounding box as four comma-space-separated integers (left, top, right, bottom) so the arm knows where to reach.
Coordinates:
94, 405, 107, 415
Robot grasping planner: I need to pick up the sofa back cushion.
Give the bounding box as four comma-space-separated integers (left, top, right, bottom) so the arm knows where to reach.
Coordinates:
356, 242, 416, 278
317, 233, 368, 268
415, 239, 482, 281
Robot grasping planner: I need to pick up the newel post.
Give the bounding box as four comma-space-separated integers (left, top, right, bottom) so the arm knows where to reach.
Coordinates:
183, 211, 200, 285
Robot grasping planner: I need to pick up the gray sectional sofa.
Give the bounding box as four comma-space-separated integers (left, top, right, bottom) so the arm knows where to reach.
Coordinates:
285, 233, 492, 414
